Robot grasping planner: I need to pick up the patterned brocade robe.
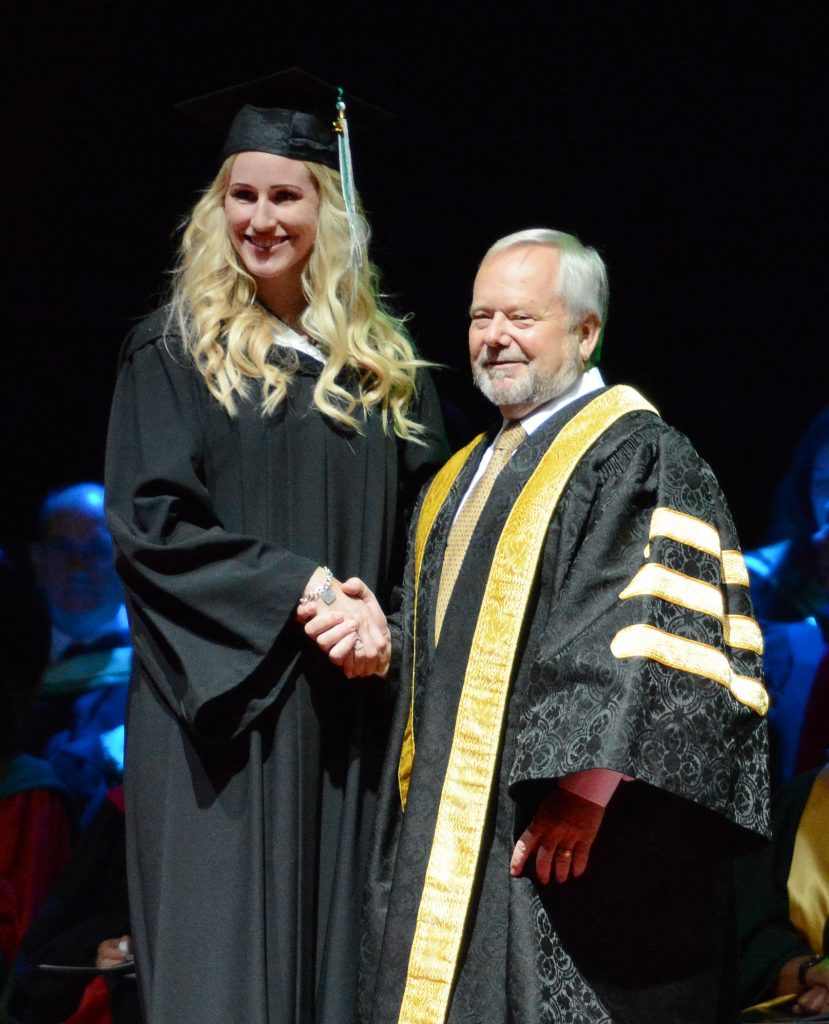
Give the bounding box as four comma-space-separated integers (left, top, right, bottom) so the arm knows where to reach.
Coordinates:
360, 386, 771, 1024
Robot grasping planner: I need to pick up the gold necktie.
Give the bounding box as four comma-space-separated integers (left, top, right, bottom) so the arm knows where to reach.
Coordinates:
434, 421, 527, 642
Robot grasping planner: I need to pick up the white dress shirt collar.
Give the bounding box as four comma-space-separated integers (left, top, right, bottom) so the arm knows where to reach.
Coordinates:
515, 366, 605, 437
456, 368, 606, 516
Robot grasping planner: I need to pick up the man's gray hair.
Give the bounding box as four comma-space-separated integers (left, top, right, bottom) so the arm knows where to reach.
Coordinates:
484, 229, 609, 332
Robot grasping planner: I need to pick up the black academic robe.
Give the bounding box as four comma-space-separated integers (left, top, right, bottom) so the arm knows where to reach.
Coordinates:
361, 391, 770, 1024
104, 310, 448, 1024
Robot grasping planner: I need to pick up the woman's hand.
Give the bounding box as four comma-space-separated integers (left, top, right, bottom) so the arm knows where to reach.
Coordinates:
297, 573, 390, 678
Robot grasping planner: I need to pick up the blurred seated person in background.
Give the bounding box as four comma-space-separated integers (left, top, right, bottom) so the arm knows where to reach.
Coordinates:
11, 785, 137, 1024
1, 550, 71, 978
27, 484, 130, 829
736, 761, 829, 1019
747, 407, 829, 783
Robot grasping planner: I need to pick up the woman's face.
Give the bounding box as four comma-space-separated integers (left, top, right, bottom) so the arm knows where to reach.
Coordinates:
224, 152, 320, 284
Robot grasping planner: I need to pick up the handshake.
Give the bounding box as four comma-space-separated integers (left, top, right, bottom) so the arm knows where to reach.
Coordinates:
296, 568, 391, 679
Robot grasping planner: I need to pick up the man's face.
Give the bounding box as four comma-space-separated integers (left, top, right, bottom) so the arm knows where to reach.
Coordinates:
33, 507, 123, 641
469, 244, 597, 419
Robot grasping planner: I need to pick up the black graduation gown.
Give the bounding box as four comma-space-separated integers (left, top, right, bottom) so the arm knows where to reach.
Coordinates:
104, 310, 448, 1024
361, 392, 770, 1024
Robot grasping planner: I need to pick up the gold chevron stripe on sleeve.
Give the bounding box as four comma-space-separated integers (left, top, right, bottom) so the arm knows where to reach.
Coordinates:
722, 549, 750, 587
620, 563, 724, 619
611, 623, 768, 715
723, 615, 764, 654
648, 507, 722, 557
398, 433, 487, 808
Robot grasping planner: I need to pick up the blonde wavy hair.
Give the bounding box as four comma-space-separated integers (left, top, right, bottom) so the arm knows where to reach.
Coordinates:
168, 156, 427, 439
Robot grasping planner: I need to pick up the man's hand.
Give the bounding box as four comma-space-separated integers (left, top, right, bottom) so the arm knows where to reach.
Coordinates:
510, 786, 605, 884
778, 955, 829, 1016
795, 985, 829, 1017
297, 574, 390, 678
96, 935, 132, 969
338, 578, 391, 678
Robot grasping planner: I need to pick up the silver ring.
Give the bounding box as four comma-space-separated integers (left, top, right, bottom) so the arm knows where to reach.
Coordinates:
556, 849, 573, 858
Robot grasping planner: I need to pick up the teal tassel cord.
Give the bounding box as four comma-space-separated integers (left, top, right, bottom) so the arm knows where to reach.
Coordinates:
335, 88, 367, 270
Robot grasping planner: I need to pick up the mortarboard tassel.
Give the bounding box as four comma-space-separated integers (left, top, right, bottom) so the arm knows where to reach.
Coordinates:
334, 88, 367, 271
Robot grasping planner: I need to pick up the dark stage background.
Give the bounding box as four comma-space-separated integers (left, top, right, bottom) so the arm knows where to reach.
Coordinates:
3, 5, 825, 547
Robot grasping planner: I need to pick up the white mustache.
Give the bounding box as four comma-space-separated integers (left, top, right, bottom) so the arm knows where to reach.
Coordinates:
479, 354, 529, 368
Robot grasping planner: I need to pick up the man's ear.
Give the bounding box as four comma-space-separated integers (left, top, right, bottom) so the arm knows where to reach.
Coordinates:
577, 315, 602, 365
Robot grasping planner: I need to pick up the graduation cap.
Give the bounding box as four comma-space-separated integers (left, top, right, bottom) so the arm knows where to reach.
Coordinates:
177, 67, 389, 170
178, 68, 388, 266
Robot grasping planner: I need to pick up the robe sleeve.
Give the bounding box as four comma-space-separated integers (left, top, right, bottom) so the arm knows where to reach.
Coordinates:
104, 331, 319, 743
509, 421, 770, 842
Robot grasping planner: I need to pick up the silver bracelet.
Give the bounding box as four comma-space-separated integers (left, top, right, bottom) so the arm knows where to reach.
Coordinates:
299, 566, 336, 606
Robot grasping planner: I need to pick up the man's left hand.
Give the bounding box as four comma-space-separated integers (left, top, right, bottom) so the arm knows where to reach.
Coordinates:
510, 786, 605, 884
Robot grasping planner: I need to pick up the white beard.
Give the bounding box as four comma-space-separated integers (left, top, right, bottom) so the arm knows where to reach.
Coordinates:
472, 349, 583, 411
